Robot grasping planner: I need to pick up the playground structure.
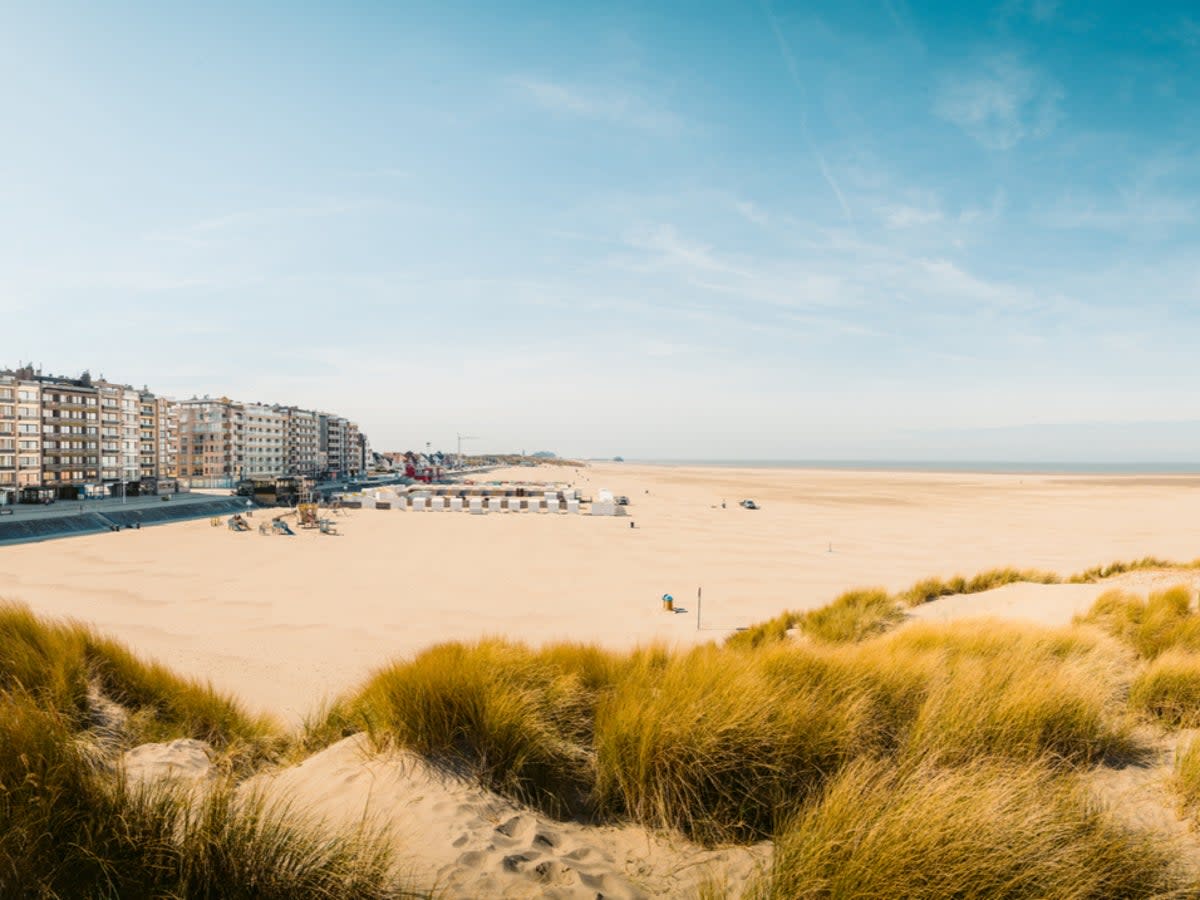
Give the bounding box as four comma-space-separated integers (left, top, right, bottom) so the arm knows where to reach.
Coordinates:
227, 514, 251, 532
297, 503, 319, 528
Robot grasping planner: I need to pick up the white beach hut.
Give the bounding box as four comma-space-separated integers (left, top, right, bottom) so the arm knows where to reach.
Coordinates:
449, 497, 464, 512
469, 497, 485, 515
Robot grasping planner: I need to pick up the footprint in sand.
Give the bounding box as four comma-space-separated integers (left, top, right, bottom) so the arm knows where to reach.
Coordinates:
494, 814, 534, 839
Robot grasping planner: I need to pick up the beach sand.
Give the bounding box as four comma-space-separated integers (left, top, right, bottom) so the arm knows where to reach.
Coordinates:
3, 462, 1200, 722
11, 461, 1200, 896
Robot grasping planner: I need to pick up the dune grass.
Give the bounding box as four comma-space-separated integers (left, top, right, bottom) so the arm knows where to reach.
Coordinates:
0, 604, 409, 897
1076, 586, 1200, 659
338, 639, 612, 816
753, 758, 1183, 899
0, 686, 410, 899
1175, 736, 1200, 821
1068, 556, 1196, 584
795, 587, 903, 642
726, 588, 902, 650
310, 616, 1142, 845
0, 602, 280, 766
1129, 649, 1200, 728
900, 568, 1060, 606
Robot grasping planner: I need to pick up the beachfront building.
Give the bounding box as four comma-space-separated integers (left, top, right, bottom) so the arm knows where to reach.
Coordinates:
40, 374, 100, 497
96, 380, 142, 497
282, 406, 320, 478
179, 397, 245, 489
0, 372, 43, 502
319, 414, 347, 479
242, 404, 286, 478
345, 421, 362, 477
138, 391, 179, 493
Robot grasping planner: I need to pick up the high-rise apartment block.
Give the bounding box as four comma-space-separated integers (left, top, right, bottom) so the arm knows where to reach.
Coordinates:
282, 407, 321, 478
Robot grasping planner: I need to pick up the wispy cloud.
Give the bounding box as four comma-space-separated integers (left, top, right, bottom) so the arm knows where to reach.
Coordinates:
1042, 192, 1195, 231
935, 53, 1063, 150
762, 4, 856, 230
734, 200, 771, 226
508, 77, 681, 133
879, 203, 942, 228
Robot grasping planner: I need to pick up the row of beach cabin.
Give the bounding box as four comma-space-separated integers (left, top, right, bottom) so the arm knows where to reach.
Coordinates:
334, 485, 627, 516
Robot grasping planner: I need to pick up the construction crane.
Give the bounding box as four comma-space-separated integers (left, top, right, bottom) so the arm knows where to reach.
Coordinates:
457, 433, 480, 467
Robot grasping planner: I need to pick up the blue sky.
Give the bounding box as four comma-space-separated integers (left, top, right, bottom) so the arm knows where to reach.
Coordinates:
4, 1, 1200, 459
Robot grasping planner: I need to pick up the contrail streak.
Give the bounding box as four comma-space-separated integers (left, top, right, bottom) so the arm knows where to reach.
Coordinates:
763, 1, 857, 231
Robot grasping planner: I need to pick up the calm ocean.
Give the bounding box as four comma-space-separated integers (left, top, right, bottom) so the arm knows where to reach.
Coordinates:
628, 460, 1200, 475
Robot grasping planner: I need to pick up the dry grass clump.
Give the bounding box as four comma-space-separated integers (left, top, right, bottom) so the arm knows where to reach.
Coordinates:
341, 639, 611, 815
1068, 556, 1190, 583
321, 618, 1143, 845
880, 622, 1137, 766
0, 602, 279, 763
0, 664, 411, 898
753, 758, 1184, 899
724, 610, 803, 650
1076, 586, 1200, 659
900, 568, 1059, 606
1129, 650, 1200, 728
726, 588, 902, 650
1174, 736, 1200, 819
593, 644, 868, 842
796, 588, 902, 643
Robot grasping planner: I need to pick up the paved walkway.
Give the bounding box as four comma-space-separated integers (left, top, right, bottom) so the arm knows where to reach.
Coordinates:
0, 491, 242, 521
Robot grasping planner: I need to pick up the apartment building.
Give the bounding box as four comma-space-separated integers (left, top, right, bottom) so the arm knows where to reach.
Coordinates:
281, 406, 320, 478
40, 376, 100, 494
242, 404, 286, 478
178, 398, 244, 489
138, 391, 179, 491
320, 414, 349, 478
345, 421, 362, 477
3, 367, 372, 497
95, 380, 141, 494
0, 373, 41, 501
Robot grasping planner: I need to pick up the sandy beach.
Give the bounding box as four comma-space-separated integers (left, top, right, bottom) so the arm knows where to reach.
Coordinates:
4, 462, 1200, 723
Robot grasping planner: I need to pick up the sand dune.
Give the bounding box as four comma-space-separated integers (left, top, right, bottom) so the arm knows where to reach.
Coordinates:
242, 734, 767, 899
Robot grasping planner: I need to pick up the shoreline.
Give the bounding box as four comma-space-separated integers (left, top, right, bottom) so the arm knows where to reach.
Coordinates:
620, 459, 1200, 476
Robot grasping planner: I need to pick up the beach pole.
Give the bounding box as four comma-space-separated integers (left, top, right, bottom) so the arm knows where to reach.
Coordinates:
697, 586, 702, 630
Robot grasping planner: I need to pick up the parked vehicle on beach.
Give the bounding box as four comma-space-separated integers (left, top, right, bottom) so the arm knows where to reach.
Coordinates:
615, 495, 630, 506
740, 499, 759, 510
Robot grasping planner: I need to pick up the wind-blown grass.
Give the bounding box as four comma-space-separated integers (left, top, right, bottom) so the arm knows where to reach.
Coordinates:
341, 639, 610, 816
796, 588, 903, 642
1068, 557, 1195, 584
0, 601, 280, 764
1076, 586, 1200, 659
314, 618, 1140, 844
0, 687, 410, 899
1129, 650, 1200, 728
0, 604, 412, 897
900, 568, 1060, 607
753, 758, 1184, 899
726, 588, 901, 649
1175, 736, 1200, 820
